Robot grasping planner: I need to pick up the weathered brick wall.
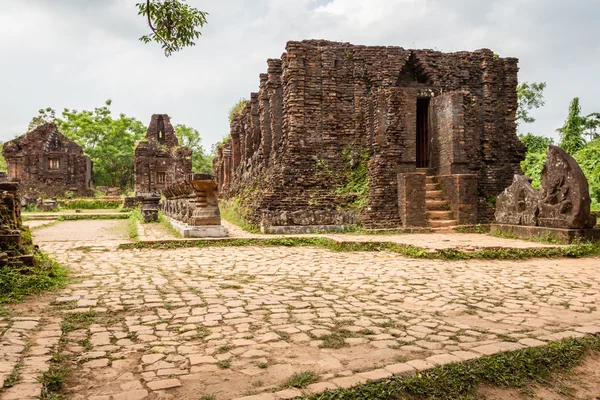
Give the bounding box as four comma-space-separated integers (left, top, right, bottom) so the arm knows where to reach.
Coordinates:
213, 40, 525, 228
134, 114, 192, 194
2, 123, 93, 198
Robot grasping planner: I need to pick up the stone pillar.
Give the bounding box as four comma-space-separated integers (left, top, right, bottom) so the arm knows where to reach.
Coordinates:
259, 74, 272, 164
398, 173, 427, 227
223, 147, 232, 190
440, 174, 478, 225
267, 58, 283, 157
231, 130, 241, 172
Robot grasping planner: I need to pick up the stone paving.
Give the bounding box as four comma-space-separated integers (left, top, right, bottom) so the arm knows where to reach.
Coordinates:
1, 220, 599, 400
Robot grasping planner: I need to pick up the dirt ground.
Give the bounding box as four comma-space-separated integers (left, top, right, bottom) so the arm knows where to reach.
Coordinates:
478, 353, 600, 399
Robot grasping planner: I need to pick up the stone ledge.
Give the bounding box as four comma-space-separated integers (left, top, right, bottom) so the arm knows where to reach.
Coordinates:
168, 218, 228, 238
261, 225, 350, 234
490, 224, 600, 243
231, 330, 600, 400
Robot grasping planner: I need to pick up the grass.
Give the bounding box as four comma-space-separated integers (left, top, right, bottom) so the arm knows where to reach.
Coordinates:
3, 362, 23, 388
128, 210, 140, 240
282, 371, 320, 388
59, 199, 122, 209
157, 211, 182, 238
0, 252, 68, 303
57, 214, 129, 221
319, 329, 356, 349
219, 199, 261, 234
303, 336, 600, 400
119, 236, 600, 261
61, 311, 97, 333
217, 359, 231, 369
39, 360, 70, 400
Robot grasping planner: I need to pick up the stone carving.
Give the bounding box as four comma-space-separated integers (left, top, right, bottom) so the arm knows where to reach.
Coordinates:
137, 194, 160, 223
495, 175, 540, 226
495, 145, 596, 229
162, 174, 221, 226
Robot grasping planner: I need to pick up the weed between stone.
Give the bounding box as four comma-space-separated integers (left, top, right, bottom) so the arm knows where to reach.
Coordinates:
119, 237, 600, 261
304, 336, 600, 400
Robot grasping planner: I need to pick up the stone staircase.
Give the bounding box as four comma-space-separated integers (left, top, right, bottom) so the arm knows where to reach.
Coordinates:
425, 175, 458, 229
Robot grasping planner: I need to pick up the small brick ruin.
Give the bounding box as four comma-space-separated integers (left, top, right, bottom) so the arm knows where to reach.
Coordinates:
0, 182, 36, 266
2, 123, 93, 198
213, 40, 525, 231
134, 114, 192, 194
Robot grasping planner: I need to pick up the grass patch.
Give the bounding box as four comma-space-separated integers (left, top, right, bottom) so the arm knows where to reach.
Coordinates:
61, 311, 97, 333
216, 359, 231, 369
128, 210, 140, 241
0, 252, 68, 304
57, 214, 129, 221
119, 236, 600, 261
282, 371, 320, 388
59, 199, 121, 209
3, 362, 22, 388
219, 198, 260, 234
157, 211, 182, 238
304, 336, 600, 400
319, 329, 356, 349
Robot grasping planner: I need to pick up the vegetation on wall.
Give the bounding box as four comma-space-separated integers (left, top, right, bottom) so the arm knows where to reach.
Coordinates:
228, 98, 249, 123
335, 148, 370, 211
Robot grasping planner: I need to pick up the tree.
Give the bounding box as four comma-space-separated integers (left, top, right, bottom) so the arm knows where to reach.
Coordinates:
174, 124, 213, 173
137, 0, 208, 57
28, 107, 57, 131
516, 82, 546, 125
0, 142, 6, 172
583, 112, 600, 142
28, 100, 146, 189
557, 97, 587, 154
519, 133, 552, 153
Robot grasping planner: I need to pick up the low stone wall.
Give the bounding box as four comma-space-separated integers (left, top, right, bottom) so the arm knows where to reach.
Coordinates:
162, 173, 221, 226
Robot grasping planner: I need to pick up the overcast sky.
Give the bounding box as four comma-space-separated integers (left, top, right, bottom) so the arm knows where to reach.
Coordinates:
1, 0, 599, 151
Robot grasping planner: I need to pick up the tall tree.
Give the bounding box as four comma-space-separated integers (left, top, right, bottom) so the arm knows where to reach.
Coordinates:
174, 124, 213, 173
516, 82, 546, 126
583, 112, 600, 142
137, 0, 208, 57
557, 97, 587, 154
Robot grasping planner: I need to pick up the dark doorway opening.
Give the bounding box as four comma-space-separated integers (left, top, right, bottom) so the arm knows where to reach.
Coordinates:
416, 98, 430, 168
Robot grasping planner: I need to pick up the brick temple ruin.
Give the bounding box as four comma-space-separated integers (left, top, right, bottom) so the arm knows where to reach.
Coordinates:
213, 40, 526, 232
134, 114, 192, 194
2, 123, 93, 197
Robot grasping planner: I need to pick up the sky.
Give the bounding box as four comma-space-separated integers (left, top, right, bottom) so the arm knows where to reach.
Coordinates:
1, 0, 599, 151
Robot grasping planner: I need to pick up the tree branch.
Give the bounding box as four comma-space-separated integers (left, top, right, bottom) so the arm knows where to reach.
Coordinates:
145, 0, 173, 53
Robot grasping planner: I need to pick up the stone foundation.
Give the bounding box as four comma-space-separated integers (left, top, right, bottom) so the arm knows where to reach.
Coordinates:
490, 224, 600, 244
168, 218, 228, 238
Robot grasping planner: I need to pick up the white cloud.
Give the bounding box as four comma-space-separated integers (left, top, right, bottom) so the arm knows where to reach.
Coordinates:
0, 0, 599, 147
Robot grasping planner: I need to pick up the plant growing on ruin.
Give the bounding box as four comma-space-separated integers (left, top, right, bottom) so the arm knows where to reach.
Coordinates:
137, 0, 208, 57
229, 98, 249, 123
335, 147, 370, 211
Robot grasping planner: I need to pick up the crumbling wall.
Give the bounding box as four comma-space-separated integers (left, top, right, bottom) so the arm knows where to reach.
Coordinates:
2, 123, 93, 198
213, 40, 525, 229
134, 114, 193, 193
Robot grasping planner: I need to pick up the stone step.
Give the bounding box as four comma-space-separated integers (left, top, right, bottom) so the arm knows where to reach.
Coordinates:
426, 200, 450, 211
426, 183, 439, 191
425, 176, 436, 184
425, 190, 444, 200
427, 210, 454, 220
429, 219, 458, 228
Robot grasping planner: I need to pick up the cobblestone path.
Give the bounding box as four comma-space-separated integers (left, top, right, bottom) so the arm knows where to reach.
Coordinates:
1, 220, 599, 399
